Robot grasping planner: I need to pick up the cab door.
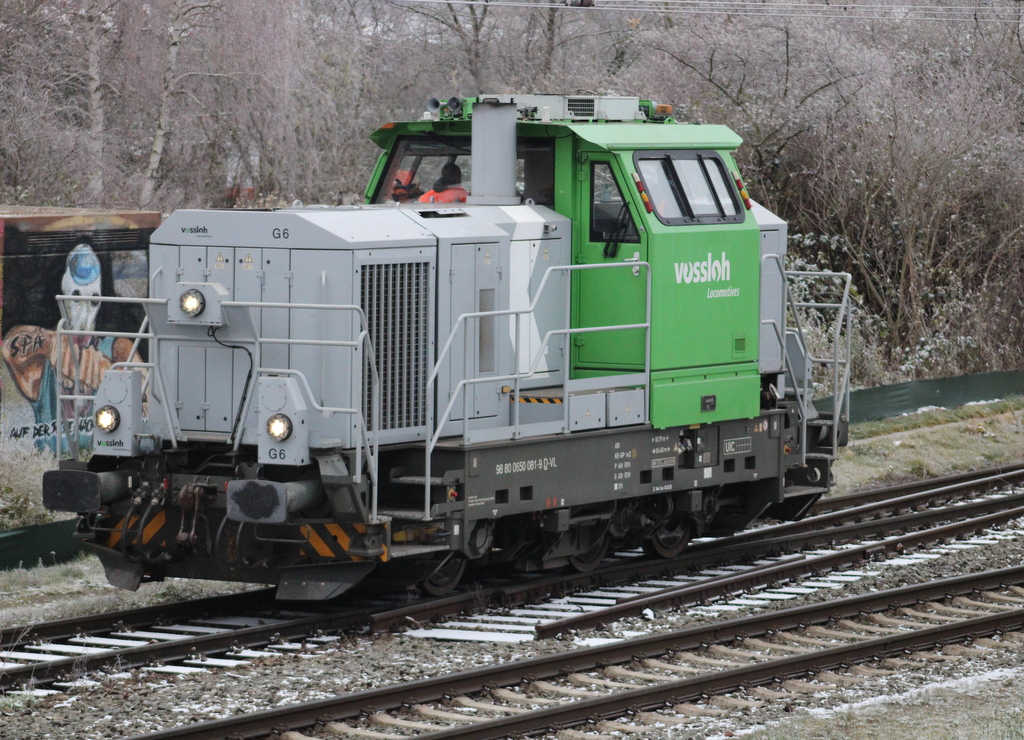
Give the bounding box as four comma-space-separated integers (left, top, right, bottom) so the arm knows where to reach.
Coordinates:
447, 242, 501, 421
572, 154, 648, 374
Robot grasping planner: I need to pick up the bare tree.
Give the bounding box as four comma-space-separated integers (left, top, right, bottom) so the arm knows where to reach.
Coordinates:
77, 1, 119, 204
139, 0, 222, 206
5, 0, 1024, 380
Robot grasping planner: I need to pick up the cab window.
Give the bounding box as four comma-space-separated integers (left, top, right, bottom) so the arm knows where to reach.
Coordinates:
374, 138, 471, 204
372, 136, 555, 205
634, 151, 743, 225
590, 162, 640, 245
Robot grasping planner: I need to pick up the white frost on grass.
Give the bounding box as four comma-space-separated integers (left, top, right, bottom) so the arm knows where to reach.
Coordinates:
803, 665, 1024, 714
712, 665, 1024, 739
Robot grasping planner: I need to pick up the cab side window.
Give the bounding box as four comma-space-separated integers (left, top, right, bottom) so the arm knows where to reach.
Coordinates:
590, 162, 640, 245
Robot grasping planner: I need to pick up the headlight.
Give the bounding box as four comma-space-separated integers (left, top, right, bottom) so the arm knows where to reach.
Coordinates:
180, 288, 206, 317
95, 405, 120, 433
266, 413, 292, 441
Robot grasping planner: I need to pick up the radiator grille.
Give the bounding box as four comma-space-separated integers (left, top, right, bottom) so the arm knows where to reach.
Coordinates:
567, 97, 596, 117
360, 262, 429, 431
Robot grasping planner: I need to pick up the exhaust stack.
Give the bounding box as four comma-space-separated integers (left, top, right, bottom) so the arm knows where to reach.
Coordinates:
467, 99, 519, 205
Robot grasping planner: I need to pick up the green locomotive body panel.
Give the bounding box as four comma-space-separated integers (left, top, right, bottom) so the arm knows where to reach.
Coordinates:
365, 112, 763, 429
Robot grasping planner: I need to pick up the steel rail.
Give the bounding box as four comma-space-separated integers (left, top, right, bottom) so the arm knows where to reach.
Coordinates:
552, 466, 1024, 594
690, 467, 1024, 553
117, 564, 1024, 740
6, 466, 1020, 689
535, 493, 1024, 637
455, 467, 1024, 633
1, 555, 698, 689
0, 603, 372, 691
809, 462, 1024, 514
427, 608, 1024, 740
686, 487, 1024, 561
0, 588, 277, 649
463, 474, 1024, 635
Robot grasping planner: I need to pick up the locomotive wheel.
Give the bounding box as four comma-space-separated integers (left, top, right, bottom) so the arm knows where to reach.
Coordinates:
642, 519, 693, 559
419, 554, 467, 596
568, 536, 609, 573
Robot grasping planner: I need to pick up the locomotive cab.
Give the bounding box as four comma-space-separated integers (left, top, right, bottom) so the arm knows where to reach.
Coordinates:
44, 94, 851, 599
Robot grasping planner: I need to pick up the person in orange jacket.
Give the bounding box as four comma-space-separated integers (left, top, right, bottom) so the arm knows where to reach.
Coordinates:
419, 163, 468, 203
391, 170, 423, 202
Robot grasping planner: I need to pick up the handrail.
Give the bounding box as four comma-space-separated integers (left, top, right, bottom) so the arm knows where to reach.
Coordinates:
424, 261, 652, 520
53, 295, 382, 518
761, 254, 811, 463
760, 256, 852, 464
56, 360, 180, 459
54, 292, 165, 460
56, 294, 174, 459
786, 269, 852, 459
253, 364, 381, 519
219, 301, 380, 516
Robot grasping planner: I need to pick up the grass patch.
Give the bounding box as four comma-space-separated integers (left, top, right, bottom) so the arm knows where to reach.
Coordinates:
827, 399, 1024, 496
0, 552, 259, 629
0, 694, 37, 711
0, 448, 60, 530
745, 681, 1024, 740
850, 395, 1024, 440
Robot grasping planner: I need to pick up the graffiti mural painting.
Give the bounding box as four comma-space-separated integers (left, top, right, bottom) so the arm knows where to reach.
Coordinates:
0, 210, 158, 453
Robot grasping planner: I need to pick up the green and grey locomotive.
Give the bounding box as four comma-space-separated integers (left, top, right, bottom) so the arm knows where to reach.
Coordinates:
43, 95, 851, 599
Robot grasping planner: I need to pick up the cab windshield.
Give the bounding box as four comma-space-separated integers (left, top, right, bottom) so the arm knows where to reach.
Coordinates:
633, 150, 743, 225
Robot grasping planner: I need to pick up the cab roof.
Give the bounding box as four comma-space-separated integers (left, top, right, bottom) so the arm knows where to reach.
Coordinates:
370, 119, 743, 152
560, 121, 742, 151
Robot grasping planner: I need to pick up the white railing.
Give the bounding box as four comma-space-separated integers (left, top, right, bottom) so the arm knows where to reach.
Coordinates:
786, 269, 852, 459
54, 295, 383, 520
55, 295, 175, 461
760, 256, 853, 464
423, 261, 652, 520
222, 300, 382, 520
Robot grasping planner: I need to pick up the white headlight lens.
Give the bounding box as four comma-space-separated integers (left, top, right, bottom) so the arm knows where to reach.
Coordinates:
180, 289, 206, 317
267, 413, 292, 441
95, 405, 120, 433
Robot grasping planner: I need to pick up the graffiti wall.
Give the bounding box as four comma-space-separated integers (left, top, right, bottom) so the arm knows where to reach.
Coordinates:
0, 208, 160, 453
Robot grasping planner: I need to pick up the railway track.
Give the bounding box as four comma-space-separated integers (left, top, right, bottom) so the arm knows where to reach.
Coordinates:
0, 587, 278, 649
807, 462, 1024, 513
118, 564, 1024, 740
3, 465, 1022, 693
404, 467, 1024, 641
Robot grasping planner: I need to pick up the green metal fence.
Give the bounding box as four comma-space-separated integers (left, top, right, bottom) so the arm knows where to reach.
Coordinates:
0, 519, 83, 572
818, 369, 1024, 423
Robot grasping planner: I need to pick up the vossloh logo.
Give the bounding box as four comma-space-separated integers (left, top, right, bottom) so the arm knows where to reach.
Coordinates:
675, 252, 740, 298
181, 225, 208, 235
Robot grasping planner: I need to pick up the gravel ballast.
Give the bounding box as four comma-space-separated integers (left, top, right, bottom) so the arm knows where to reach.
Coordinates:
3, 514, 1024, 739
2, 408, 1024, 740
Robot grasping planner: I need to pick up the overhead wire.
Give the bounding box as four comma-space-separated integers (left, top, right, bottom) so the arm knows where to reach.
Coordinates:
387, 0, 1024, 23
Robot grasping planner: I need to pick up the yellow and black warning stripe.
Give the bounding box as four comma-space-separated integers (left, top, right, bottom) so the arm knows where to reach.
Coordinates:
300, 522, 389, 562
512, 396, 564, 404
105, 511, 168, 549
105, 516, 137, 547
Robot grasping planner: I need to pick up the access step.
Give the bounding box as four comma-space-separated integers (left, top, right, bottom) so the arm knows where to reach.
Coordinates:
390, 476, 444, 486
